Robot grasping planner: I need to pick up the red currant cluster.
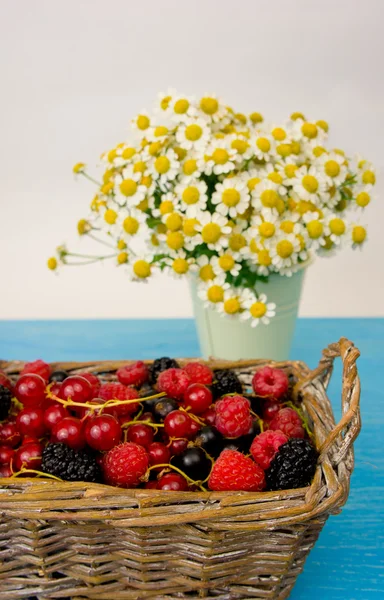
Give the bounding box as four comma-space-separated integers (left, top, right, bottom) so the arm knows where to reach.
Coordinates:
0, 358, 315, 492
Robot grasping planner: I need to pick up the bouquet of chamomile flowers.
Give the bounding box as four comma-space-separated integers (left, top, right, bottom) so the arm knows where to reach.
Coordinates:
48, 91, 375, 327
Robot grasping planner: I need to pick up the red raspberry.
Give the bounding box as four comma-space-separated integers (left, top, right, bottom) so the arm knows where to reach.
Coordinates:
157, 368, 190, 401
117, 361, 149, 387
214, 395, 252, 438
183, 362, 213, 385
102, 442, 149, 488
250, 430, 288, 469
252, 366, 289, 400
269, 408, 305, 439
0, 372, 13, 392
98, 383, 139, 416
77, 373, 100, 398
208, 449, 266, 492
20, 360, 51, 382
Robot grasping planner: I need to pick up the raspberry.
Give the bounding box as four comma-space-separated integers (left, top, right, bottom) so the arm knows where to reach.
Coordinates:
20, 360, 51, 382
157, 368, 190, 401
0, 372, 13, 392
214, 395, 252, 438
252, 366, 289, 400
250, 430, 288, 469
102, 442, 149, 488
208, 449, 265, 492
269, 407, 305, 439
98, 383, 140, 416
183, 362, 213, 385
77, 373, 100, 398
117, 361, 149, 387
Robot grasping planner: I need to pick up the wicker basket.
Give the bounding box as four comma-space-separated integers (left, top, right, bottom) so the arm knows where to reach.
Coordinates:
0, 338, 361, 600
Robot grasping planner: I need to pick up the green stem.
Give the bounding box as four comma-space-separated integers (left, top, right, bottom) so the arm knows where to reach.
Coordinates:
80, 172, 102, 186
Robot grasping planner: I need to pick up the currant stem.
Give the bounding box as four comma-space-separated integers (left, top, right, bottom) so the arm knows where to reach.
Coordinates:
11, 469, 63, 482
146, 464, 207, 491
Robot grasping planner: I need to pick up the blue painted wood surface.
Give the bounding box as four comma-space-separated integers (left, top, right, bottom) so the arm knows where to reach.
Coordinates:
0, 318, 382, 599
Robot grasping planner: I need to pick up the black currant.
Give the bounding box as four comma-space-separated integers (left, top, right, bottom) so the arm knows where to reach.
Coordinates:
194, 426, 224, 458
172, 447, 211, 481
153, 398, 179, 421
49, 370, 69, 383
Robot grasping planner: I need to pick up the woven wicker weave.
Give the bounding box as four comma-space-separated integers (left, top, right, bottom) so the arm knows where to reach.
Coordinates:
0, 338, 361, 600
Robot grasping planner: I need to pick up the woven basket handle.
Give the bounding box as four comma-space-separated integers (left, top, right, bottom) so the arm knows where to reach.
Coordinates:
295, 337, 361, 465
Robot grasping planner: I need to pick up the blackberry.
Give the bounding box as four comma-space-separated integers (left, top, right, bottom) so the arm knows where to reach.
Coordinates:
0, 385, 12, 421
266, 438, 318, 491
211, 369, 243, 399
41, 443, 101, 483
148, 357, 180, 384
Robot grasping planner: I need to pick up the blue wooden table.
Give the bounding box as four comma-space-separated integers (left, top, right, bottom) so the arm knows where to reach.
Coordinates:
0, 318, 382, 599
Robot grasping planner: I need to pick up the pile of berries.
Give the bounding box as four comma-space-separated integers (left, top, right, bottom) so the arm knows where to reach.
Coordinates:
0, 357, 318, 492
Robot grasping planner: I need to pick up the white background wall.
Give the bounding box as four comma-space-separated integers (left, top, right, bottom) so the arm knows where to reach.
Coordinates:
0, 0, 383, 319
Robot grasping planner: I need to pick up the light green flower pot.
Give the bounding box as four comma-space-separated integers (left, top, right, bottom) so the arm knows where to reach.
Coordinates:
190, 266, 308, 361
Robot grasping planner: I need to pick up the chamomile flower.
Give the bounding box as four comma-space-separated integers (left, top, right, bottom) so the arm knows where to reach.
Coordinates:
152, 192, 179, 218
358, 164, 376, 186
276, 158, 299, 186
269, 232, 301, 271
324, 211, 348, 246
253, 245, 274, 276
129, 255, 155, 282
211, 253, 241, 277
242, 169, 263, 194
217, 288, 244, 317
354, 185, 373, 210
292, 165, 328, 202
252, 133, 275, 161
204, 140, 237, 175
165, 250, 196, 278
144, 125, 171, 144
131, 111, 151, 133
251, 209, 279, 241
148, 149, 179, 185
168, 94, 197, 121
251, 179, 281, 211
196, 255, 217, 283
198, 94, 228, 123
198, 279, 230, 308
228, 134, 253, 162
315, 152, 348, 186
302, 211, 328, 251
240, 292, 276, 327
174, 179, 208, 216
118, 207, 148, 239
195, 212, 231, 251
211, 178, 250, 218
260, 164, 288, 196
350, 223, 367, 249
176, 118, 210, 151
114, 166, 147, 207
161, 211, 184, 232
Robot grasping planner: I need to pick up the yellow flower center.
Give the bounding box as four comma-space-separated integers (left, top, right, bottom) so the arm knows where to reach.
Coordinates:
268, 172, 283, 185
250, 112, 263, 124
316, 120, 329, 132
123, 216, 139, 235
334, 148, 345, 156
183, 218, 199, 236
207, 285, 224, 303
122, 147, 136, 160
291, 141, 301, 155
120, 179, 138, 197
284, 164, 298, 178
277, 143, 292, 157
77, 219, 90, 235
307, 220, 323, 239
256, 137, 271, 152
231, 139, 249, 154
323, 236, 334, 251
159, 200, 174, 215
155, 156, 171, 174
151, 233, 159, 246
218, 254, 235, 271
324, 160, 340, 178
103, 169, 114, 184
185, 124, 203, 141
297, 200, 318, 214
199, 264, 215, 281
258, 249, 272, 266
222, 188, 240, 207
247, 177, 261, 191
259, 222, 275, 238
229, 233, 246, 251
160, 95, 171, 110
117, 252, 128, 265
104, 209, 117, 225
174, 98, 189, 114
140, 176, 152, 189
117, 239, 127, 250
73, 162, 85, 173
329, 218, 345, 236
235, 113, 247, 124
133, 260, 151, 278
212, 148, 229, 165
356, 191, 370, 207
313, 146, 326, 157
276, 198, 286, 215
183, 159, 198, 175
200, 97, 219, 115
133, 161, 146, 173
148, 142, 162, 156
107, 149, 117, 163
157, 223, 167, 234
302, 175, 319, 193
202, 223, 221, 244
154, 126, 168, 137
223, 298, 241, 314
335, 198, 347, 212
260, 189, 278, 208
250, 302, 267, 318
172, 258, 189, 274
136, 115, 150, 130
276, 240, 294, 258
182, 186, 200, 205
362, 170, 375, 185
290, 112, 305, 121
301, 122, 318, 139
166, 231, 184, 250
173, 146, 187, 161
249, 239, 259, 254
166, 213, 183, 231
101, 182, 114, 195
272, 127, 286, 141
352, 226, 367, 244
47, 257, 57, 271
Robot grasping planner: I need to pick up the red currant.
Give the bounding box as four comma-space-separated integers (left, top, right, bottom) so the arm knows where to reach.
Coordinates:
183, 383, 212, 415
51, 417, 85, 450
0, 465, 12, 477
14, 442, 43, 472
14, 374, 46, 408
0, 372, 13, 392
43, 404, 70, 430
157, 472, 188, 491
59, 376, 92, 405
16, 408, 46, 438
126, 424, 153, 449
168, 438, 188, 455
164, 410, 192, 438
144, 480, 158, 489
0, 445, 15, 465
201, 407, 216, 426
77, 372, 100, 398
148, 442, 170, 469
188, 419, 201, 438
141, 411, 155, 424
84, 414, 121, 451
0, 421, 21, 447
